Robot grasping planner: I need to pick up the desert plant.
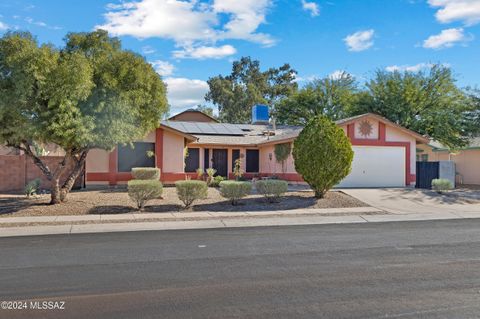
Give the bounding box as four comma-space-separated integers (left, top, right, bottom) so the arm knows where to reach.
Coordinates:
131, 167, 160, 180
431, 178, 453, 193
196, 168, 204, 180
127, 180, 163, 210
219, 181, 252, 205
206, 168, 217, 186
175, 180, 208, 208
293, 115, 353, 198
233, 158, 244, 180
255, 179, 288, 203
24, 178, 41, 198
274, 143, 291, 174
210, 175, 225, 187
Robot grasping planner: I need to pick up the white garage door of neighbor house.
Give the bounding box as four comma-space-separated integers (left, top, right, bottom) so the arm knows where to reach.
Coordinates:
337, 146, 406, 188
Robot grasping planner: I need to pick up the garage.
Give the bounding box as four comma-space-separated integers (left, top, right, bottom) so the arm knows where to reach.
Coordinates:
337, 146, 406, 188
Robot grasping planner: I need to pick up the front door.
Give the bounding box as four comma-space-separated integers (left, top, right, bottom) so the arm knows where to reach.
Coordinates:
212, 149, 228, 177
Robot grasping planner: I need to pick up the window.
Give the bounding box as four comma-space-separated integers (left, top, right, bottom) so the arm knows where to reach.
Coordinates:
185, 148, 200, 172
246, 149, 259, 173
231, 149, 240, 172
421, 154, 429, 162
117, 142, 155, 172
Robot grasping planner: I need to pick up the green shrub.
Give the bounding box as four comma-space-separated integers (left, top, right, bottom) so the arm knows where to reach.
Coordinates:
131, 167, 160, 180
274, 143, 291, 174
255, 179, 288, 203
210, 175, 225, 187
24, 178, 41, 198
233, 158, 244, 180
127, 180, 163, 210
175, 180, 208, 208
219, 181, 252, 205
431, 178, 453, 193
293, 115, 353, 198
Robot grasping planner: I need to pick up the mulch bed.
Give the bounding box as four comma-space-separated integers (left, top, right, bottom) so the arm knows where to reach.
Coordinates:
0, 187, 368, 217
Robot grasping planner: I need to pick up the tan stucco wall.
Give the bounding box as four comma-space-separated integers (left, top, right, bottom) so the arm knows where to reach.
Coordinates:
86, 148, 109, 173
385, 126, 417, 174
259, 144, 295, 174
163, 130, 185, 173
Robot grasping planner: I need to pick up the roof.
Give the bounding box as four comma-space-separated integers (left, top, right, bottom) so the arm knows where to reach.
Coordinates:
168, 109, 219, 123
161, 120, 302, 146
428, 137, 480, 151
160, 113, 428, 146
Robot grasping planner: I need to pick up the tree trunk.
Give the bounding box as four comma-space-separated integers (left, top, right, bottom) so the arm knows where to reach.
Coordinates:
59, 150, 88, 202
50, 178, 62, 204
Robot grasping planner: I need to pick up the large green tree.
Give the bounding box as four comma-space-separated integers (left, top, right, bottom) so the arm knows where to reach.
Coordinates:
0, 30, 168, 204
276, 71, 358, 125
205, 57, 297, 123
351, 65, 477, 148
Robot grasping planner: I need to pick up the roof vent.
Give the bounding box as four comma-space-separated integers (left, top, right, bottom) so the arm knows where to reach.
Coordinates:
252, 104, 269, 124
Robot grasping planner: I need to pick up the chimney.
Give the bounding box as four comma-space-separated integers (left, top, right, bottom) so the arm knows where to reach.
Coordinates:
251, 104, 269, 125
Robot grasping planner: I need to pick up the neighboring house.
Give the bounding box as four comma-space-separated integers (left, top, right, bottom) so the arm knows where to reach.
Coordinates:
85, 107, 428, 188
417, 138, 480, 185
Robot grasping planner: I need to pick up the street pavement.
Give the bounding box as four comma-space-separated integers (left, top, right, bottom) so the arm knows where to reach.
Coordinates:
1, 219, 480, 318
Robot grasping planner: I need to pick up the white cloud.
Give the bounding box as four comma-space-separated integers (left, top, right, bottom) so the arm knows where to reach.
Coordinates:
97, 0, 275, 58
173, 44, 236, 59
141, 45, 155, 55
386, 63, 433, 72
329, 70, 350, 80
386, 62, 450, 72
25, 16, 61, 30
0, 21, 8, 30
165, 77, 209, 110
150, 60, 175, 77
344, 29, 375, 52
423, 28, 473, 49
428, 0, 480, 26
302, 0, 320, 17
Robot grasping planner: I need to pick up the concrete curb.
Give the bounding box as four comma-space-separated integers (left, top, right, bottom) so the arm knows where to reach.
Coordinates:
1, 210, 480, 238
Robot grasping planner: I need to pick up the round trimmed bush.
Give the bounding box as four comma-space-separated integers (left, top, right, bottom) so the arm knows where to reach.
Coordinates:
431, 178, 453, 193
175, 180, 208, 208
131, 167, 160, 180
219, 181, 252, 205
127, 180, 163, 210
255, 179, 288, 203
293, 115, 353, 198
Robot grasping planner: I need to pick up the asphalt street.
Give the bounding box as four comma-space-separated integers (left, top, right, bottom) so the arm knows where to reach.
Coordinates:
1, 219, 480, 318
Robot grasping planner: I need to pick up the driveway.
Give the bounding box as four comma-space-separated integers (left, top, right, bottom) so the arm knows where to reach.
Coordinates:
341, 188, 480, 215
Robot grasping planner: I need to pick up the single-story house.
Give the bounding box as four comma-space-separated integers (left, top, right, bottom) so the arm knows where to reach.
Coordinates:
417, 138, 480, 185
86, 107, 429, 188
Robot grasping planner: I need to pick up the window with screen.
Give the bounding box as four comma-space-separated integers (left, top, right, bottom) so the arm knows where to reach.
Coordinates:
185, 148, 200, 172
117, 142, 155, 172
246, 149, 259, 173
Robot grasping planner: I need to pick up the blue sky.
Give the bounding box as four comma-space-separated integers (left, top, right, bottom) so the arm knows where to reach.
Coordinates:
1, 0, 479, 114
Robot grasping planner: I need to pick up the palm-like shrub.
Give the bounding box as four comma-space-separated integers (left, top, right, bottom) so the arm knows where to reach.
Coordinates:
255, 179, 288, 203
175, 180, 208, 208
293, 115, 353, 198
128, 180, 163, 210
219, 181, 252, 205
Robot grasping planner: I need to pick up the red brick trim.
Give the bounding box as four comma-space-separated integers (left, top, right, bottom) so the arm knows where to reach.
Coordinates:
108, 148, 118, 186
155, 128, 163, 171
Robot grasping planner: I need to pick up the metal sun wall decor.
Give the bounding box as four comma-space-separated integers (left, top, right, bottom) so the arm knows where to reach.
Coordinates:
358, 120, 373, 137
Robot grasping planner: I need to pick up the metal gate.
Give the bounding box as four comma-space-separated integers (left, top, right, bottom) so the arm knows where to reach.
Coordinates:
416, 162, 439, 189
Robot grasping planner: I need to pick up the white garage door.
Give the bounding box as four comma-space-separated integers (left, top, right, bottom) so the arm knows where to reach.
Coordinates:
337, 146, 405, 188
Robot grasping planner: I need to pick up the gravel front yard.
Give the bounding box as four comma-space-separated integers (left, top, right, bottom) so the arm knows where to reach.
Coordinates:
0, 187, 368, 217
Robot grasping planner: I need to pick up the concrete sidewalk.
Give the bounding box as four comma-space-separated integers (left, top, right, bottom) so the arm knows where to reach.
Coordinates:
1, 206, 480, 237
